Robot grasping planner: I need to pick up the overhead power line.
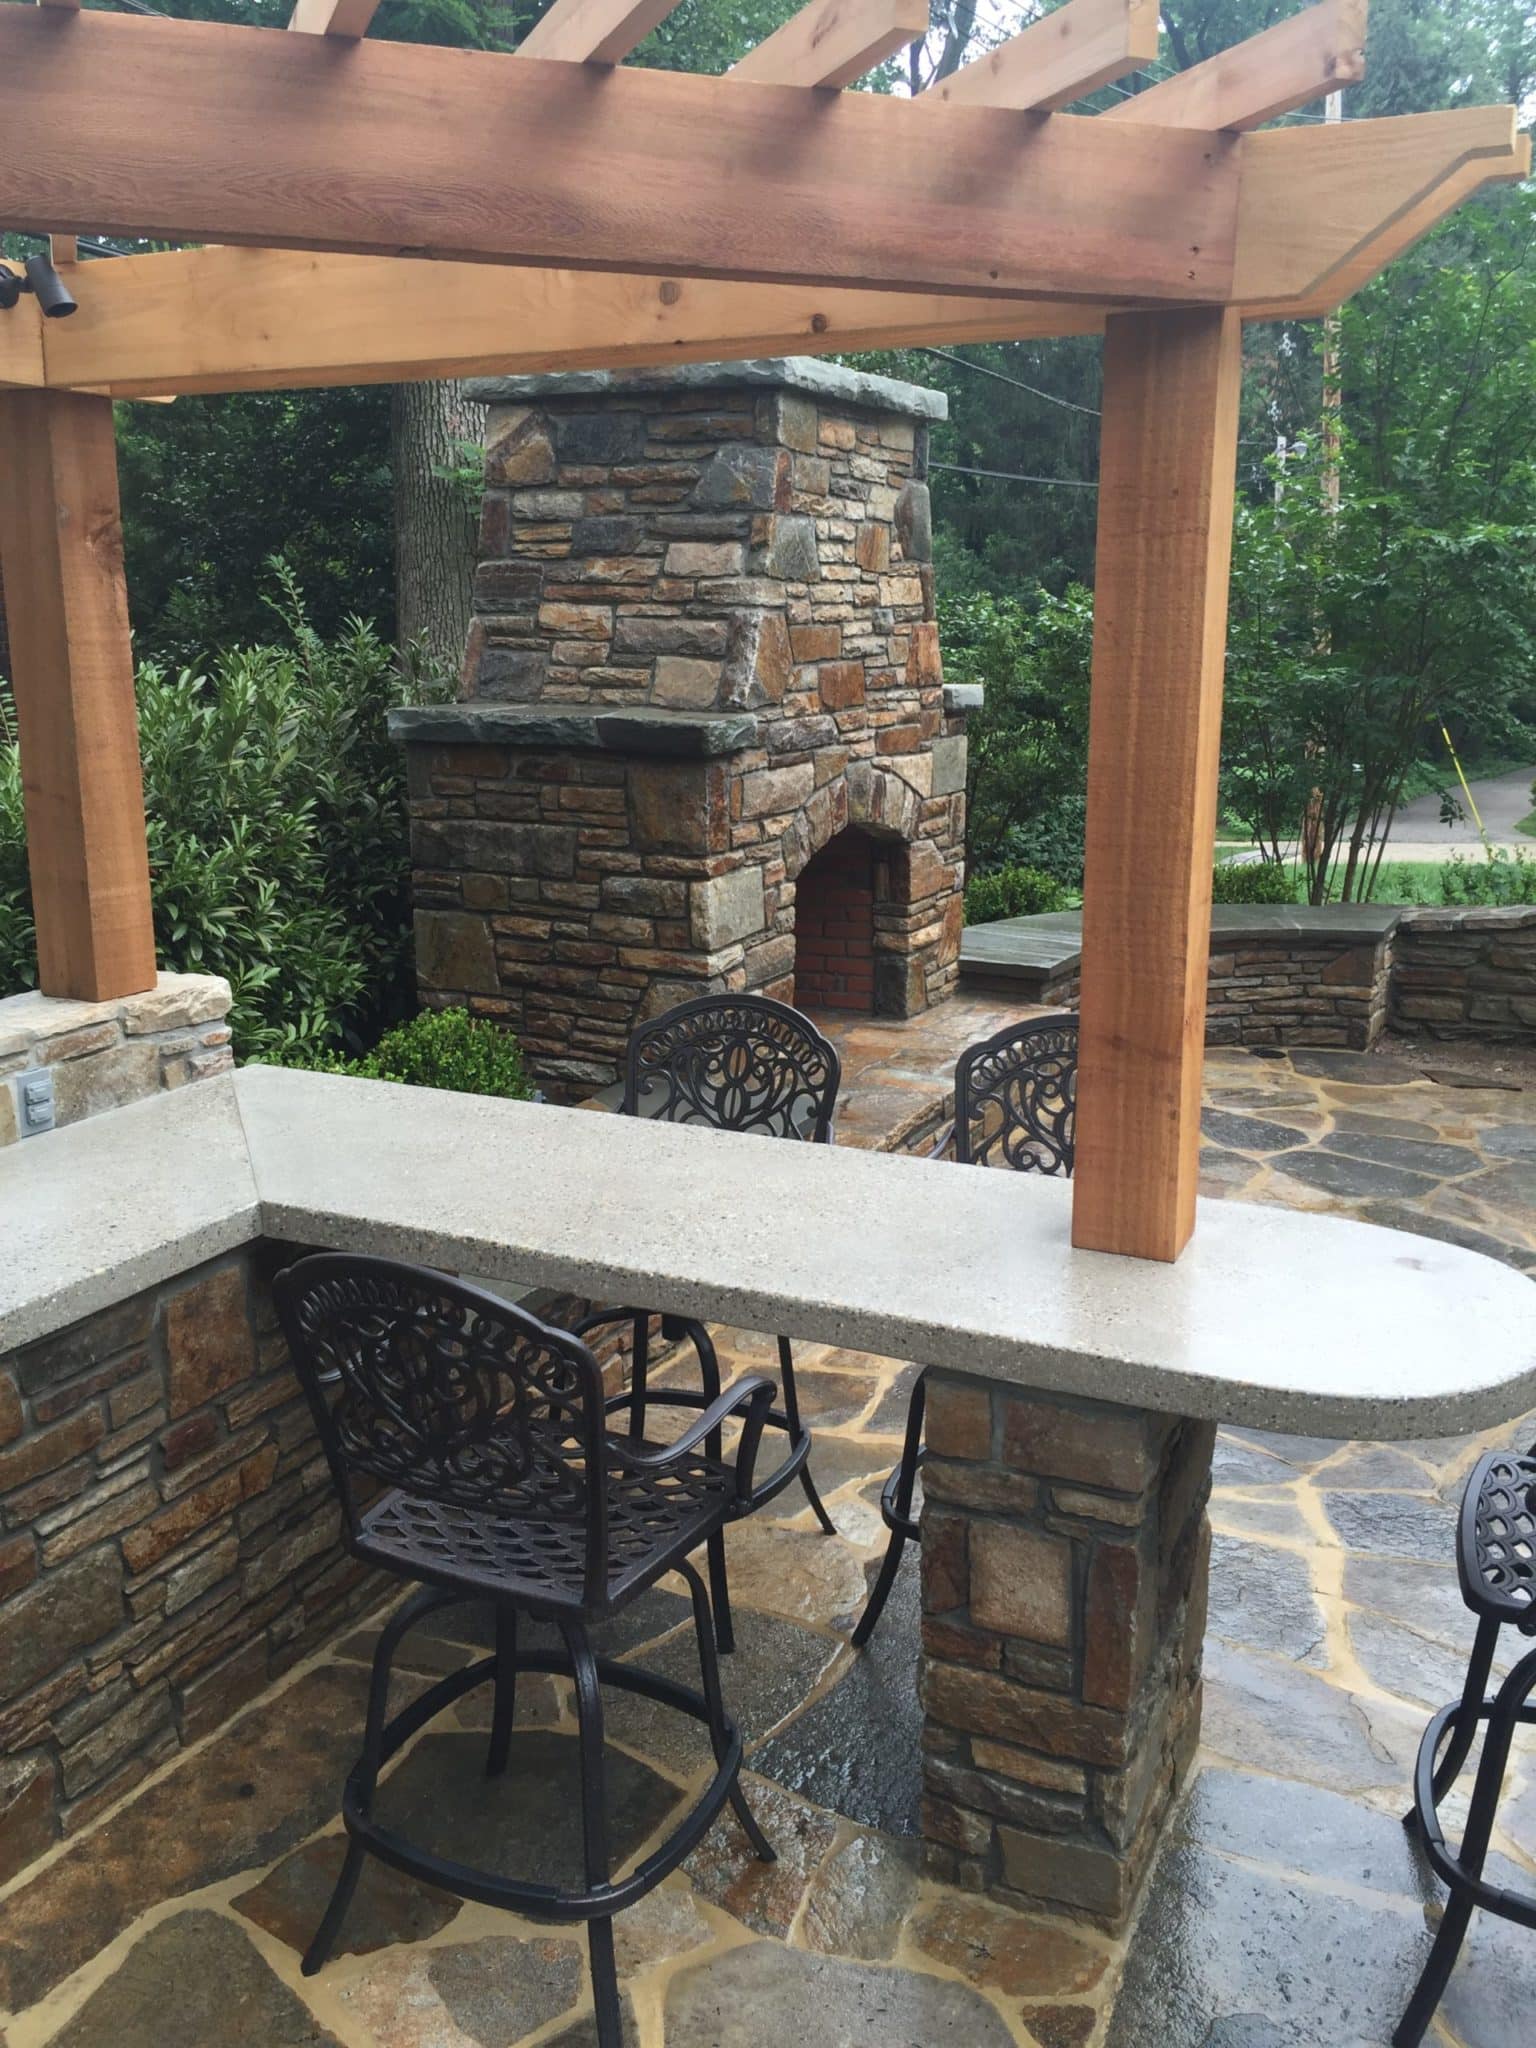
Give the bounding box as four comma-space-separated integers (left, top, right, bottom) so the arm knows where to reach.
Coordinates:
920, 344, 1101, 416
931, 460, 1097, 489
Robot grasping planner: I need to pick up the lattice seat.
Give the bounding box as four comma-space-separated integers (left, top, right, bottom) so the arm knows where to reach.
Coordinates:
357, 1438, 733, 1613
1459, 1449, 1536, 1629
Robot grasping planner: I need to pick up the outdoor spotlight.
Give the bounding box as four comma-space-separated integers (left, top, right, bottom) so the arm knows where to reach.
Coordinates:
23, 253, 77, 319
0, 266, 20, 312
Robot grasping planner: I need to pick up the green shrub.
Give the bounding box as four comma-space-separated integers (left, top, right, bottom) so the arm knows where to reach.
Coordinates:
276, 1006, 534, 1100
1439, 847, 1536, 906
1000, 796, 1088, 889
964, 864, 1069, 926
0, 564, 449, 1062
1212, 860, 1297, 905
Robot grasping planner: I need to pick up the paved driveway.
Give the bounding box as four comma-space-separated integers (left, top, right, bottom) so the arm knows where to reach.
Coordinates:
1390, 762, 1536, 855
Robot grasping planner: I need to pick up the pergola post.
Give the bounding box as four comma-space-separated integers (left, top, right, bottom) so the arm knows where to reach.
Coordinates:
1072, 307, 1242, 1261
0, 390, 156, 1002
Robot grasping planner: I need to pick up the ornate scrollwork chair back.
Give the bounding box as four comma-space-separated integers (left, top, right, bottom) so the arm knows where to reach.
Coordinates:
276, 1255, 610, 1606
952, 1013, 1078, 1174
623, 992, 840, 1144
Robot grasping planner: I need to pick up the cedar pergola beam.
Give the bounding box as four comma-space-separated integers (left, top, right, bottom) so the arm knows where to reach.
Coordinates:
0, 9, 1235, 305
36, 248, 1109, 400
1234, 108, 1529, 309
516, 0, 687, 65
922, 0, 1160, 113
729, 0, 928, 89
287, 0, 382, 35
1104, 0, 1367, 131
18, 108, 1521, 402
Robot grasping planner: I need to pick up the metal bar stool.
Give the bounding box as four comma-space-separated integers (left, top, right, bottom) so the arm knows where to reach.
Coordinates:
1395, 1444, 1536, 2046
274, 1252, 778, 2048
620, 993, 844, 1648
850, 1012, 1078, 1649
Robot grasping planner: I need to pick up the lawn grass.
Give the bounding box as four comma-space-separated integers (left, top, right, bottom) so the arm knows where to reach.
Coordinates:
1516, 809, 1536, 838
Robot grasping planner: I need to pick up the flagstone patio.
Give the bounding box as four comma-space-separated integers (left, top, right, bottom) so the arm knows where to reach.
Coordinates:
1, 1038, 1532, 2048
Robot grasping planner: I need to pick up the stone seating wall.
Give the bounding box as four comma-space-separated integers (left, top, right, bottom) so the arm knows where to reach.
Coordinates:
959, 903, 1536, 1051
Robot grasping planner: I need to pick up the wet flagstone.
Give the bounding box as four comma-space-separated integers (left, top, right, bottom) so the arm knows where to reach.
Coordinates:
47, 1912, 346, 2048
7, 1040, 1536, 2048
1207, 1534, 1327, 1665
663, 1941, 1018, 2047
749, 1564, 923, 1836
681, 1775, 838, 1939
1103, 1846, 1431, 2048
906, 1893, 1109, 2001
234, 1836, 462, 1958
797, 1831, 920, 1962
603, 1607, 840, 1774
370, 1732, 680, 1893
338, 1937, 588, 2048
0, 1662, 411, 2013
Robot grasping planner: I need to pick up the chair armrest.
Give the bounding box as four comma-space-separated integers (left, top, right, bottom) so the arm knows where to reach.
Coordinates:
608, 1374, 777, 1503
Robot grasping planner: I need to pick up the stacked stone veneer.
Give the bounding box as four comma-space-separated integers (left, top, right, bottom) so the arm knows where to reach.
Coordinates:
965, 903, 1536, 1051
1391, 905, 1536, 1039
0, 1249, 380, 1875
0, 974, 233, 1145
393, 359, 969, 1095
918, 1372, 1213, 1930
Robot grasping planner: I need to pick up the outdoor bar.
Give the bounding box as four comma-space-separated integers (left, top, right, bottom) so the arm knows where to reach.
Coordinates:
2, 1, 1534, 2043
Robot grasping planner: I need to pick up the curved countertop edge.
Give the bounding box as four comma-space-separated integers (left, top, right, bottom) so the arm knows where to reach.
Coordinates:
1, 1065, 1531, 1443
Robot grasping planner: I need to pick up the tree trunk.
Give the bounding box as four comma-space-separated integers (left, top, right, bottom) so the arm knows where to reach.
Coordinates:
390, 378, 485, 685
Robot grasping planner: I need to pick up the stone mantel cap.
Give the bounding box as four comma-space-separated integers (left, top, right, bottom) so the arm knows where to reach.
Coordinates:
3, 1066, 1532, 1442
463, 356, 949, 422
388, 703, 759, 758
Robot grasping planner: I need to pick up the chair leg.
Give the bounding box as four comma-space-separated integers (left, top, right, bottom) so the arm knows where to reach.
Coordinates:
850, 1527, 912, 1651
1395, 1644, 1535, 2046
1405, 1614, 1500, 1830
777, 1333, 836, 1535
627, 1311, 649, 1441
303, 1585, 433, 1976
706, 1526, 735, 1657
850, 1373, 926, 1652
679, 1557, 775, 1863
486, 1603, 519, 1780
560, 1616, 623, 2048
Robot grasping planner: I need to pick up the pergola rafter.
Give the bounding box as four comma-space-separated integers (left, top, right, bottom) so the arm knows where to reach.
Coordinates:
0, 0, 1526, 1264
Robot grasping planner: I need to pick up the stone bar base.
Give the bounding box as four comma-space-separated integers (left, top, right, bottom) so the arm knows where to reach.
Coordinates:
0, 1247, 382, 1875
918, 1371, 1214, 1930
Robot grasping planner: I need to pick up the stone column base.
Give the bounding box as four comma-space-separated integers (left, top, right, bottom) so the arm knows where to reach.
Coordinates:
918, 1371, 1214, 1931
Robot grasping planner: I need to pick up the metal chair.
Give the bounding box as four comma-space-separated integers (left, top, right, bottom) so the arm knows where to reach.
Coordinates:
620, 994, 844, 1646
1395, 1444, 1536, 2047
274, 1252, 777, 2048
849, 1011, 1077, 1650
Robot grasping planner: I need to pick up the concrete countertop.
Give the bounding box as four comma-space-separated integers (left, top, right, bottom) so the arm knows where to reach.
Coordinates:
1, 1066, 1531, 1441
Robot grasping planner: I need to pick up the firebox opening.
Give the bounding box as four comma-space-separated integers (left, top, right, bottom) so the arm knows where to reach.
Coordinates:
794, 828, 890, 1016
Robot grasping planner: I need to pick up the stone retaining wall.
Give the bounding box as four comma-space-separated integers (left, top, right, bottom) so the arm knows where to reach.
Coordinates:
962, 903, 1536, 1050
0, 1248, 379, 1873
1205, 935, 1388, 1050
1391, 905, 1536, 1039
0, 974, 233, 1145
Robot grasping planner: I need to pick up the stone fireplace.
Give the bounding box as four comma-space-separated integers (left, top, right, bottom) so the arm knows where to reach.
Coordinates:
391, 358, 971, 1095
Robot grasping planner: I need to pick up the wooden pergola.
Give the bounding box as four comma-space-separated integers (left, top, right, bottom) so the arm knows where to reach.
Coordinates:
0, 0, 1525, 1262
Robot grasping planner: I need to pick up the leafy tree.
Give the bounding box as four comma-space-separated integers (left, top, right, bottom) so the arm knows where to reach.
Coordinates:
1223, 189, 1536, 900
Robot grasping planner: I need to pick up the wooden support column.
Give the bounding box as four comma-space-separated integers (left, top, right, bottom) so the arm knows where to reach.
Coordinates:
1072, 308, 1242, 1262
0, 390, 156, 1000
